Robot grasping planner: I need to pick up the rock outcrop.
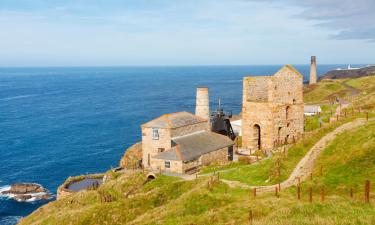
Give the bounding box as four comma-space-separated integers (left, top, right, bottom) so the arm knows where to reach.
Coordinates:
320, 66, 375, 80
1, 183, 51, 202
119, 142, 142, 169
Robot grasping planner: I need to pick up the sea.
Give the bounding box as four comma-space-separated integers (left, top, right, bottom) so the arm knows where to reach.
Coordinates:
0, 65, 357, 224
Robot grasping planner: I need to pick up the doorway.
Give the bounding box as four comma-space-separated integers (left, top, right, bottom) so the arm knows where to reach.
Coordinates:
253, 124, 261, 150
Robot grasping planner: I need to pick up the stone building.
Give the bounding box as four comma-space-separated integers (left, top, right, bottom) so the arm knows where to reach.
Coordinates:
141, 111, 234, 174
241, 65, 304, 151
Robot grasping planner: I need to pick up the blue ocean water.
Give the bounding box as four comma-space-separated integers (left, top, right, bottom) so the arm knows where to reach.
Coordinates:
0, 65, 351, 224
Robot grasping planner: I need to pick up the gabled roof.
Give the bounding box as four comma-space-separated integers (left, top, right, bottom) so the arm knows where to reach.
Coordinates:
243, 64, 303, 80
274, 64, 303, 78
154, 131, 234, 161
141, 111, 207, 129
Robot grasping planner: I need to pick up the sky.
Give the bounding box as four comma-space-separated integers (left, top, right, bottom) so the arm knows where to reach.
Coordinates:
0, 0, 374, 66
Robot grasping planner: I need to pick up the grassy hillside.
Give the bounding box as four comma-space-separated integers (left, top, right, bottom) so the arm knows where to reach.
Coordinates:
20, 76, 375, 225
308, 120, 375, 195
303, 79, 349, 103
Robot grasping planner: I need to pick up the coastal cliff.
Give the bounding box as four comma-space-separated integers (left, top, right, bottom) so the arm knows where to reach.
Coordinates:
320, 66, 375, 80
119, 142, 142, 169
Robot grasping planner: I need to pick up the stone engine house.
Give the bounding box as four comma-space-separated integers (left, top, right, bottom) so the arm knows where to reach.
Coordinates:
242, 65, 304, 150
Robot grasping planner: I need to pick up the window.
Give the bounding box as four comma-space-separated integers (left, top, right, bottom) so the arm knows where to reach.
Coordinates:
164, 161, 170, 168
152, 128, 159, 140
158, 148, 165, 153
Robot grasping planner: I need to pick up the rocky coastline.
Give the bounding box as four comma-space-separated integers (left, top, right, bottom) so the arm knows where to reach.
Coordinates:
0, 183, 52, 202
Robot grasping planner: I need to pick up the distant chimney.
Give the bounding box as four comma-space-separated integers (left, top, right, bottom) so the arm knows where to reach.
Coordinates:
310, 56, 317, 84
195, 87, 209, 120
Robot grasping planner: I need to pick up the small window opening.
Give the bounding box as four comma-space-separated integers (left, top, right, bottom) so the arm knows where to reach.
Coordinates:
152, 128, 159, 140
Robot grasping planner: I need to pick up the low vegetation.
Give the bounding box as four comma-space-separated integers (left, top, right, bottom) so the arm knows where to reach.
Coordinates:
303, 79, 349, 103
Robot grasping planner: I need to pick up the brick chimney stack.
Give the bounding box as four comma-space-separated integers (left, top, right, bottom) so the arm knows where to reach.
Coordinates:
195, 87, 209, 120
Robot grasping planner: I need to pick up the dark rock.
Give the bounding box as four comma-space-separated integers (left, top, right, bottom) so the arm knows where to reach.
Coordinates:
1, 183, 46, 195
1, 183, 51, 202
41, 193, 52, 200
13, 194, 32, 201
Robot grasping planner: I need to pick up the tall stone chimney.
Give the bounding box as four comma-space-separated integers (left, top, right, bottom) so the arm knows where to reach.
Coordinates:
195, 87, 209, 120
310, 56, 317, 84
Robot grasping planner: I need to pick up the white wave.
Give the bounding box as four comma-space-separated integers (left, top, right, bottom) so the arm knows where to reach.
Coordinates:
0, 94, 38, 102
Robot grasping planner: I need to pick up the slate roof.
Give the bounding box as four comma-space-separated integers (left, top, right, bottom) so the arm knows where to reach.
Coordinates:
154, 131, 234, 161
142, 111, 207, 129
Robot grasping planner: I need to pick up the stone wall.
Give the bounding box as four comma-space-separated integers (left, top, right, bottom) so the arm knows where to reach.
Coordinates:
153, 147, 229, 174
152, 158, 183, 173
141, 127, 171, 169
244, 77, 270, 102
199, 147, 228, 166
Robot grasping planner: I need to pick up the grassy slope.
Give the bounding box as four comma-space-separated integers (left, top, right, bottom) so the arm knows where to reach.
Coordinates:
303, 79, 349, 104
308, 120, 375, 195
20, 76, 375, 225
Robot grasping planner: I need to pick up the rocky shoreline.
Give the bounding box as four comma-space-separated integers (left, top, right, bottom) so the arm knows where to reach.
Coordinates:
0, 183, 52, 202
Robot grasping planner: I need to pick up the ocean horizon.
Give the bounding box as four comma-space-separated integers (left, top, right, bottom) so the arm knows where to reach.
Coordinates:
0, 64, 364, 224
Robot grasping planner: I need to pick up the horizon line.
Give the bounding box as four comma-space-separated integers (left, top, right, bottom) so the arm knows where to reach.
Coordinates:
0, 63, 372, 69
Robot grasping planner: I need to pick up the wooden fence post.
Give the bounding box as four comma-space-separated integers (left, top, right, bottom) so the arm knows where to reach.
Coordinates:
309, 187, 313, 203
365, 180, 370, 203
275, 187, 279, 198
350, 188, 354, 199
297, 186, 301, 200
320, 187, 325, 202
249, 209, 253, 225
253, 188, 257, 198
366, 112, 369, 121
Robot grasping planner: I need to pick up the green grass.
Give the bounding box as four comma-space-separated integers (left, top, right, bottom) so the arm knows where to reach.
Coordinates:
199, 161, 247, 174
304, 120, 375, 196
304, 104, 338, 132
304, 80, 349, 103
219, 117, 354, 186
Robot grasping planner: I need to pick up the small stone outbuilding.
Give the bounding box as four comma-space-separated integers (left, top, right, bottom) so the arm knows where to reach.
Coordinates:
141, 111, 234, 174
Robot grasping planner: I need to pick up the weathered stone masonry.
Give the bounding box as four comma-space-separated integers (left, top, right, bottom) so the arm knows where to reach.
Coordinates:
242, 65, 304, 151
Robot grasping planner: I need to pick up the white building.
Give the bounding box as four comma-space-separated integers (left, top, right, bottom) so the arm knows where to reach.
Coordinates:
304, 105, 322, 116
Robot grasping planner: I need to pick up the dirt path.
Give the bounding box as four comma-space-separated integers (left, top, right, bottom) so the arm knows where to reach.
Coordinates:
221, 118, 368, 193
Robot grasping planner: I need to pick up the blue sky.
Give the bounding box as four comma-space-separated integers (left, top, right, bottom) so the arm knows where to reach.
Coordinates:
0, 0, 374, 66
